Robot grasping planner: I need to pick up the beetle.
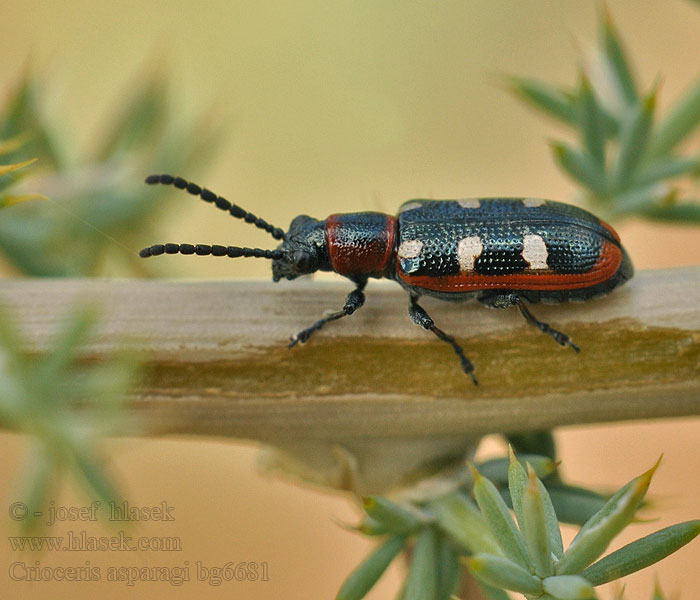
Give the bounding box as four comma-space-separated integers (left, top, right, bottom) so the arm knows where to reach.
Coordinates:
139, 174, 634, 385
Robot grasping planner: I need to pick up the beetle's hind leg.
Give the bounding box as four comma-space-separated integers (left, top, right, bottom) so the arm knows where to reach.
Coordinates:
408, 295, 477, 385
480, 293, 579, 352
289, 279, 367, 348
515, 296, 580, 352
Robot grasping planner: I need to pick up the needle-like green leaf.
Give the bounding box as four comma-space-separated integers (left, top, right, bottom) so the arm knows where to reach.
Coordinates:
612, 89, 656, 189
535, 475, 564, 561
404, 527, 437, 600
580, 520, 700, 586
470, 464, 533, 572
356, 516, 389, 537
336, 534, 407, 600
0, 132, 32, 156
0, 74, 65, 168
73, 450, 122, 506
637, 201, 700, 222
467, 554, 542, 596
521, 467, 554, 577
568, 461, 655, 540
0, 157, 37, 178
633, 155, 700, 187
599, 7, 638, 107
0, 193, 47, 208
507, 447, 528, 532
578, 73, 606, 166
550, 142, 608, 195
610, 184, 668, 216
435, 534, 461, 600
362, 496, 424, 534
431, 492, 502, 556
555, 460, 659, 575
506, 76, 577, 125
17, 442, 58, 533
648, 74, 700, 157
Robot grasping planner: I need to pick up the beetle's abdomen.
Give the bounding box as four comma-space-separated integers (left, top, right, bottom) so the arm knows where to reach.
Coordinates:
395, 199, 632, 294
325, 212, 396, 277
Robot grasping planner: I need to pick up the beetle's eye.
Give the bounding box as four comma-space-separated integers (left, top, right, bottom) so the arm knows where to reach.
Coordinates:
292, 251, 312, 272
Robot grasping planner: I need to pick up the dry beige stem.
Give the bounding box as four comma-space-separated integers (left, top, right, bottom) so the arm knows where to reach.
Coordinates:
1, 267, 698, 493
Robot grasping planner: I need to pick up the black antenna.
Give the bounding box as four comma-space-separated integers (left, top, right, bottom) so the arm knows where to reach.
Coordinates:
145, 174, 285, 240
139, 243, 283, 259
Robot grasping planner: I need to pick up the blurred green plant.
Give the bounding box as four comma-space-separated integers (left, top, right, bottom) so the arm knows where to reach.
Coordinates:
0, 136, 45, 209
336, 451, 700, 600
508, 9, 700, 223
0, 68, 223, 276
0, 304, 136, 531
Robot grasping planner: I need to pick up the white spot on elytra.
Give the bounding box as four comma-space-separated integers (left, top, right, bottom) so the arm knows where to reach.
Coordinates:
398, 239, 423, 259
523, 198, 546, 207
522, 234, 549, 270
457, 199, 481, 209
457, 236, 483, 271
399, 201, 422, 213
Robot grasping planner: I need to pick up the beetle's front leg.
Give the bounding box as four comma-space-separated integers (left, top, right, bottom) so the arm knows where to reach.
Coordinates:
479, 292, 580, 352
288, 279, 367, 348
408, 295, 477, 385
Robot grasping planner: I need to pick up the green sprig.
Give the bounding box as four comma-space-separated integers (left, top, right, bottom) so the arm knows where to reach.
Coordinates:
336, 534, 407, 600
509, 9, 700, 223
0, 137, 45, 208
0, 304, 136, 531
336, 452, 699, 600
0, 69, 224, 276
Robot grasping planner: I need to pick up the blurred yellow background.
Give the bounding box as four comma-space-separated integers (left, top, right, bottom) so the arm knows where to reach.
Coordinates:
1, 1, 698, 598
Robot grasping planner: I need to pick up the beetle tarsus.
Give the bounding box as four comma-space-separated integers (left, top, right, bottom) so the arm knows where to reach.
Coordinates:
408, 296, 478, 386
430, 325, 478, 385
512, 295, 580, 353
288, 311, 344, 347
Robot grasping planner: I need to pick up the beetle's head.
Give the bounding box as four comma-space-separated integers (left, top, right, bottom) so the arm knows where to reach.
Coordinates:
272, 215, 329, 282
139, 175, 329, 281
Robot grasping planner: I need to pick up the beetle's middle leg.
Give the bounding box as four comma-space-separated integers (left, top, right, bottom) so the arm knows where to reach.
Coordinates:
408, 295, 477, 385
480, 293, 580, 352
289, 279, 367, 348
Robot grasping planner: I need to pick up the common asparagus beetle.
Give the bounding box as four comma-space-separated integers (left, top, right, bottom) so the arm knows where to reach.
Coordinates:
140, 174, 634, 384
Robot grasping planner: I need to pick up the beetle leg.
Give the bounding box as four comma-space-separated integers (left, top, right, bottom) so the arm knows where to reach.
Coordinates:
408, 295, 477, 385
288, 280, 367, 347
508, 294, 580, 352
478, 292, 579, 352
